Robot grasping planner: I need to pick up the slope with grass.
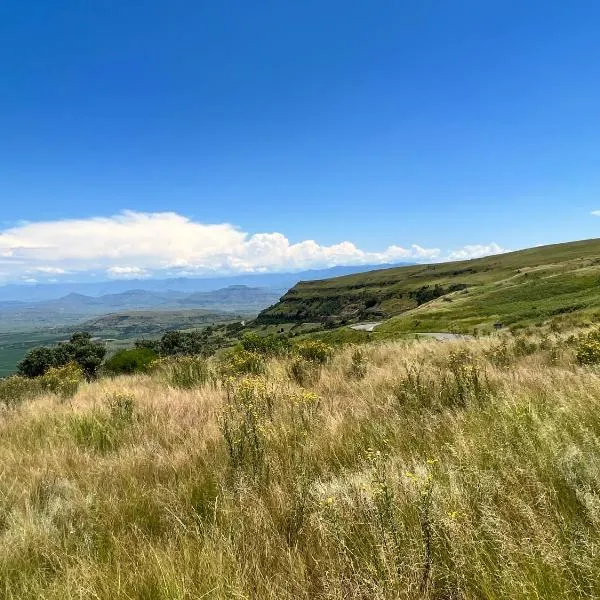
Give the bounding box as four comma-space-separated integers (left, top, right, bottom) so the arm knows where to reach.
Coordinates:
257, 238, 600, 333
2, 332, 600, 598
0, 310, 240, 378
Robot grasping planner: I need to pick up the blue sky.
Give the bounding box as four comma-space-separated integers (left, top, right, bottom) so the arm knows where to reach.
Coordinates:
1, 1, 600, 282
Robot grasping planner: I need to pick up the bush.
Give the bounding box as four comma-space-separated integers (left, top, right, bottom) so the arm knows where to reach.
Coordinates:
239, 332, 290, 357
16, 347, 56, 378
151, 330, 214, 357
348, 348, 368, 379
295, 340, 333, 365
576, 331, 600, 365
40, 362, 84, 399
104, 348, 158, 375
218, 349, 266, 378
486, 340, 512, 367
220, 377, 273, 478
17, 332, 106, 380
0, 376, 42, 408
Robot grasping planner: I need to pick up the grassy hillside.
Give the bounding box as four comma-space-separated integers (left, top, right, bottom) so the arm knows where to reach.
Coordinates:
258, 238, 600, 333
79, 308, 239, 337
2, 332, 600, 597
0, 310, 240, 378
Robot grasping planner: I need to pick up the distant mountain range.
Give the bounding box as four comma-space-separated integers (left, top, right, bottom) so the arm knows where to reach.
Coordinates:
0, 263, 412, 302
0, 285, 283, 331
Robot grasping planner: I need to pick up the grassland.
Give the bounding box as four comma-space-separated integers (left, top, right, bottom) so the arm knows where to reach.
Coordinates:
258, 238, 600, 333
2, 329, 600, 598
0, 310, 241, 378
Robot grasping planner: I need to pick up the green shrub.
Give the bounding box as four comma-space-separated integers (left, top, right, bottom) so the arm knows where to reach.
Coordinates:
152, 329, 214, 357
239, 332, 290, 357
513, 336, 538, 357
104, 348, 158, 375
40, 363, 84, 399
0, 375, 42, 408
576, 331, 600, 365
220, 376, 273, 478
295, 340, 333, 365
219, 349, 266, 378
486, 340, 512, 367
348, 348, 368, 379
18, 332, 106, 380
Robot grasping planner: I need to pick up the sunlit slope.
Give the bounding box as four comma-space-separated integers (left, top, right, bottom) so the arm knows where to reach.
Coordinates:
257, 238, 600, 331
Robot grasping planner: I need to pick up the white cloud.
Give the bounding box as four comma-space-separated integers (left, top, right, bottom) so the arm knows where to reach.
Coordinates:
0, 210, 505, 282
106, 266, 150, 279
446, 243, 507, 261
591, 211, 600, 217
29, 266, 68, 274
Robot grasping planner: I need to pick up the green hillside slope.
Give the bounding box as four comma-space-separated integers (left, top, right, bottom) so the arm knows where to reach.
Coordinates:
257, 238, 600, 333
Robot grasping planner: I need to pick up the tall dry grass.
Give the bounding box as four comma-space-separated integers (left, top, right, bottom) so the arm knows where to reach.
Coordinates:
1, 334, 599, 598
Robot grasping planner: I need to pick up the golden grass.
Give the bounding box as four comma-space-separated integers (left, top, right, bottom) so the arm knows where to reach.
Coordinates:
1, 334, 600, 598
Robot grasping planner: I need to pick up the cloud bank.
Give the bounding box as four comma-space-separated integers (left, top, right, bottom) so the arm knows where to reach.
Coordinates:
0, 211, 506, 283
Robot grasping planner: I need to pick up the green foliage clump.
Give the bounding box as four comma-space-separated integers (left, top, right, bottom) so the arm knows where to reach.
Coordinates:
294, 340, 333, 365
154, 355, 210, 389
576, 330, 600, 365
104, 348, 158, 375
513, 335, 539, 357
239, 332, 290, 357
16, 347, 56, 378
220, 376, 273, 478
218, 349, 266, 378
18, 332, 106, 380
139, 329, 214, 358
486, 340, 513, 367
40, 363, 84, 399
348, 347, 368, 379
0, 375, 42, 408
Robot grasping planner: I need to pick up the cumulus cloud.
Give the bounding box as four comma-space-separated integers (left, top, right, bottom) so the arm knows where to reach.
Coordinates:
591, 211, 600, 217
446, 243, 507, 261
0, 210, 505, 282
106, 266, 150, 279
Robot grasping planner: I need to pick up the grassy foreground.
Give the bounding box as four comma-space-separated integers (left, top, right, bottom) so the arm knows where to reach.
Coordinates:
2, 334, 600, 598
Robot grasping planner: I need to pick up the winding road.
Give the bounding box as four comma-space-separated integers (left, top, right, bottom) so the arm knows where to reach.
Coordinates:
349, 322, 472, 341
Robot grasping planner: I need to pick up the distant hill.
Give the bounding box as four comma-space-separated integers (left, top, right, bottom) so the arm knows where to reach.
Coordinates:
0, 263, 412, 302
182, 286, 281, 311
257, 238, 600, 333
0, 285, 280, 331
78, 309, 239, 337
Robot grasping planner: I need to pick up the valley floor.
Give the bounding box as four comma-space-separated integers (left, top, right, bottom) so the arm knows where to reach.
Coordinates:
1, 334, 600, 598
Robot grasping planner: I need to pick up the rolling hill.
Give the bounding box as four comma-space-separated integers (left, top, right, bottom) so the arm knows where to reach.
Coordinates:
0, 286, 280, 331
257, 238, 600, 333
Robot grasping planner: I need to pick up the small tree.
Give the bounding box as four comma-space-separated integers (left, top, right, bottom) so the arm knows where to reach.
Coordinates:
142, 329, 214, 357
59, 332, 107, 380
104, 348, 158, 375
18, 331, 106, 380
17, 347, 56, 378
